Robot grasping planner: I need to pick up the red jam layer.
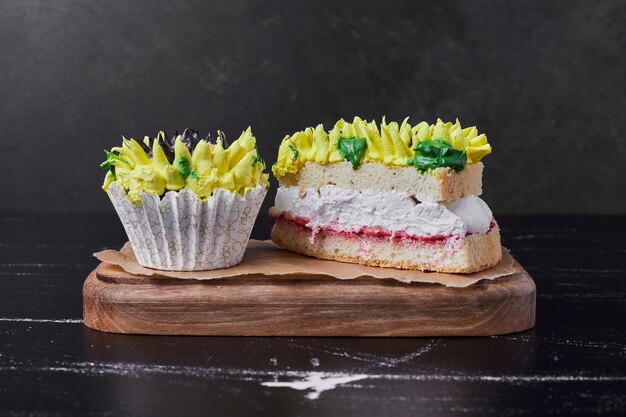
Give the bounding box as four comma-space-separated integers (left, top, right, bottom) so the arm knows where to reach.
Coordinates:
269, 210, 496, 245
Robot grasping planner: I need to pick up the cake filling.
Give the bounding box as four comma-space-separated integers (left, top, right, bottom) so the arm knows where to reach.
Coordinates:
269, 186, 493, 239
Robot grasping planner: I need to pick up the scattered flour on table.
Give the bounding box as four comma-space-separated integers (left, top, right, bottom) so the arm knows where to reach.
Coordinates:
261, 372, 369, 400
0, 317, 83, 324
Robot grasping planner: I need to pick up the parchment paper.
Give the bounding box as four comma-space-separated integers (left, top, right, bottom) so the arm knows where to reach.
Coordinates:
94, 240, 519, 288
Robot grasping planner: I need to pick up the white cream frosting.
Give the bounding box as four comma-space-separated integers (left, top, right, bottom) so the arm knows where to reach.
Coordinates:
271, 186, 493, 238
447, 194, 493, 234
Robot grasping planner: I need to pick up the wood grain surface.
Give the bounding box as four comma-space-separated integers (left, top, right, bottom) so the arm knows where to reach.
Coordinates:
83, 255, 536, 336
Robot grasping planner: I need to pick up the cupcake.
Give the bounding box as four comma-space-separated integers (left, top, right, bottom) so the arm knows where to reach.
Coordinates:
100, 127, 269, 271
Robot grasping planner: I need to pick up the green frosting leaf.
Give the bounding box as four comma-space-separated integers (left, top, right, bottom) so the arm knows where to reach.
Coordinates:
178, 157, 192, 179
252, 154, 265, 167
100, 150, 128, 170
100, 150, 130, 178
99, 151, 113, 170
288, 144, 299, 160
409, 140, 466, 172
338, 137, 367, 170
252, 144, 265, 167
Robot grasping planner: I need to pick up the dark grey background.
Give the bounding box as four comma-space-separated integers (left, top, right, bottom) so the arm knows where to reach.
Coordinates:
1, 0, 625, 216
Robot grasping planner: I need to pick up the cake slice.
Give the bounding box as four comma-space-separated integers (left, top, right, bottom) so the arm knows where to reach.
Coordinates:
269, 117, 501, 273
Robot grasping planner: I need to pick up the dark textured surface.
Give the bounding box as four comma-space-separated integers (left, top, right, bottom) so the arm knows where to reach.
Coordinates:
1, 213, 625, 416
1, 0, 625, 214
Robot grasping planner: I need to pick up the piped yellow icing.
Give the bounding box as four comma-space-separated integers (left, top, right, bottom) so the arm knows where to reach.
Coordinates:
272, 117, 492, 178
102, 128, 269, 205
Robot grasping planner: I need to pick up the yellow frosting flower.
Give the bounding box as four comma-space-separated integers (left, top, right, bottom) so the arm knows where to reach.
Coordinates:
101, 128, 269, 205
272, 117, 492, 178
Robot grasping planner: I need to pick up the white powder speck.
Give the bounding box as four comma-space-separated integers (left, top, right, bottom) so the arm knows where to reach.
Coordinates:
0, 317, 82, 324
261, 372, 369, 400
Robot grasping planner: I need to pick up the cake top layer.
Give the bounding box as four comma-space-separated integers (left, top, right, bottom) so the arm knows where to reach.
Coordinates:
272, 117, 492, 179
101, 127, 269, 204
277, 161, 483, 203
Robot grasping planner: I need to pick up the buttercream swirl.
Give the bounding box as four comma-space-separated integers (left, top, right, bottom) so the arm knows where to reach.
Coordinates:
272, 117, 492, 178
101, 127, 269, 205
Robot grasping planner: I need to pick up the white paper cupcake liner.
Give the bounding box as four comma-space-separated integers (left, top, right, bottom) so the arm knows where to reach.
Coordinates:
107, 183, 267, 271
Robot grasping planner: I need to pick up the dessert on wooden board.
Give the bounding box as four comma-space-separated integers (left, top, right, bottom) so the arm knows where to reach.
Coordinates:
100, 127, 268, 271
85, 120, 536, 338
269, 117, 500, 273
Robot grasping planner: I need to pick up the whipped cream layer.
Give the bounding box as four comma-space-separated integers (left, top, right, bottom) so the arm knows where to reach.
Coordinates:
270, 186, 493, 238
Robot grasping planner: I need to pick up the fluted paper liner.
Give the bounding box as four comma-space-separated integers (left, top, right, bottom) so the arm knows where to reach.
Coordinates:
95, 242, 521, 288
106, 184, 267, 271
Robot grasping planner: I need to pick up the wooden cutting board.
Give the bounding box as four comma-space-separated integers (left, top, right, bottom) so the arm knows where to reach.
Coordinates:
83, 248, 536, 337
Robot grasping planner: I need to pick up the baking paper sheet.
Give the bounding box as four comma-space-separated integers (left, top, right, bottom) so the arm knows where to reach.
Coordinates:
94, 240, 521, 288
